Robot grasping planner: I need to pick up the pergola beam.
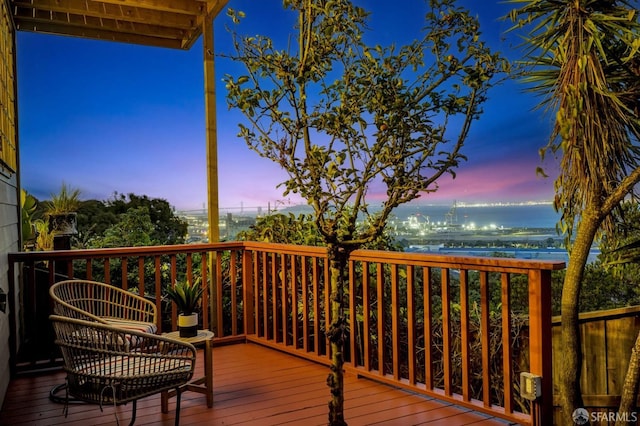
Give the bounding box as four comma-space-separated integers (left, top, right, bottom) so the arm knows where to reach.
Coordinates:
12, 0, 197, 30
10, 0, 228, 50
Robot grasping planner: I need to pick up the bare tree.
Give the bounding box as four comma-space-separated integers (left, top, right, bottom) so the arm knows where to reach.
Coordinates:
223, 0, 505, 423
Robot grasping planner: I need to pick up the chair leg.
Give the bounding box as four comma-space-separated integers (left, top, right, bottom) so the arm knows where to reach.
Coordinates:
128, 400, 137, 426
175, 387, 182, 426
49, 383, 67, 404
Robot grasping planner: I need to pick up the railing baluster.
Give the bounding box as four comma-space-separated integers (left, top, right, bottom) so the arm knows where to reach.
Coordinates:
501, 272, 513, 414
201, 250, 209, 331
271, 252, 278, 342
154, 255, 162, 331
65, 260, 73, 279
480, 271, 491, 407
215, 252, 223, 337
312, 257, 320, 355
291, 254, 298, 349
47, 261, 54, 286
230, 250, 238, 336
376, 263, 385, 376
460, 269, 470, 401
348, 258, 356, 367
169, 254, 177, 326
424, 266, 433, 390
280, 253, 287, 345
301, 256, 309, 352
362, 261, 371, 372
391, 264, 400, 381
103, 258, 110, 283
407, 265, 416, 385
441, 268, 452, 396
262, 251, 268, 339
137, 256, 144, 295
252, 250, 260, 336
153, 255, 162, 290
240, 249, 252, 335
186, 253, 193, 283
86, 259, 93, 280
324, 256, 331, 358
121, 257, 128, 289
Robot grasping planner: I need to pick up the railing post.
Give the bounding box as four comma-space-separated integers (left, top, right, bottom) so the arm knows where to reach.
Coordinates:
7, 257, 16, 377
528, 269, 553, 425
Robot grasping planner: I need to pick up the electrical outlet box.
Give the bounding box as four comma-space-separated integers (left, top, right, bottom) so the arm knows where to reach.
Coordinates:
520, 372, 542, 401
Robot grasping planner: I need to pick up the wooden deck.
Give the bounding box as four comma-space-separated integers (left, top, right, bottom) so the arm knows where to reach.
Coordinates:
0, 343, 513, 425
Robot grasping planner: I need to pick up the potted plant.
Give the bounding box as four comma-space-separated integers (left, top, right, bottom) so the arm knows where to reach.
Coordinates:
165, 278, 204, 337
45, 183, 81, 236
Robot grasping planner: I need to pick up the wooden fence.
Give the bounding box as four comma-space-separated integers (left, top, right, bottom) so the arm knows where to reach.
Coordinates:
552, 305, 640, 425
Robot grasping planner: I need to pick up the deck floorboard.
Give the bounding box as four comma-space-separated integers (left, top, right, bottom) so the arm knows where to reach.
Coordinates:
0, 343, 513, 425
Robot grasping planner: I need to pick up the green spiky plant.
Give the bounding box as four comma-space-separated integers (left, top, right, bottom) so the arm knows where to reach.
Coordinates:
45, 183, 81, 215
165, 278, 204, 315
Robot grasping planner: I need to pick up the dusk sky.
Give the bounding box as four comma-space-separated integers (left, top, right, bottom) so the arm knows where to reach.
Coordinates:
16, 0, 558, 212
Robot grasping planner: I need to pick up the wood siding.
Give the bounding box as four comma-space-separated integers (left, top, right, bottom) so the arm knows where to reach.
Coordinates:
0, 0, 18, 407
0, 0, 16, 173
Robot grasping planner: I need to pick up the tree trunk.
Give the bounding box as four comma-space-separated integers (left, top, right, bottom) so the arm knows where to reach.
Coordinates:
560, 214, 600, 425
616, 331, 640, 426
327, 244, 348, 426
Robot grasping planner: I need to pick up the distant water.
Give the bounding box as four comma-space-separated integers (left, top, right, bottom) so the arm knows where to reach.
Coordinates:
393, 203, 560, 229
280, 202, 562, 229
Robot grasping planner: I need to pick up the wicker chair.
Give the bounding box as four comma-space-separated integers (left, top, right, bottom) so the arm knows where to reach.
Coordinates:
50, 315, 196, 425
50, 279, 158, 336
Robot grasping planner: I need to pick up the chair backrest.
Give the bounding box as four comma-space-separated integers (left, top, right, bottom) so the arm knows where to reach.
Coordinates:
50, 314, 196, 405
50, 279, 157, 325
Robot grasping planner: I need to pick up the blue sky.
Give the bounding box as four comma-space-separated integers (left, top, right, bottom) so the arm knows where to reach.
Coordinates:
16, 0, 558, 212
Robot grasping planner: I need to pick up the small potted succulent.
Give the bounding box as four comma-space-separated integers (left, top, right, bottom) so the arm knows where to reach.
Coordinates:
165, 278, 204, 337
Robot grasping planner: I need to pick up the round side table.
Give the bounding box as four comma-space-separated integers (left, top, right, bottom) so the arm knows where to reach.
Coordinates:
161, 329, 215, 412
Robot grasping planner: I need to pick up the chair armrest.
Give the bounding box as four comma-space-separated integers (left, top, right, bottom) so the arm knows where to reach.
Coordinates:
51, 315, 196, 375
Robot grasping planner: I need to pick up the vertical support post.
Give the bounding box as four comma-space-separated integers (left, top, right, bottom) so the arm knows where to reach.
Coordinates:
203, 17, 220, 332
528, 269, 553, 425
7, 257, 16, 377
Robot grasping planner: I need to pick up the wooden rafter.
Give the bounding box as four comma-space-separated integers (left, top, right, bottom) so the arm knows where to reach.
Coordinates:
10, 0, 228, 49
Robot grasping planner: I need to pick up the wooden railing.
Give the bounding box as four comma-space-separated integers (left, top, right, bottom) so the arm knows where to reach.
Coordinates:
7, 242, 564, 425
7, 243, 246, 371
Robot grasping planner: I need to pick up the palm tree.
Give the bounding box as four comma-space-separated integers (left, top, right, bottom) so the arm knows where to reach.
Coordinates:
507, 0, 640, 424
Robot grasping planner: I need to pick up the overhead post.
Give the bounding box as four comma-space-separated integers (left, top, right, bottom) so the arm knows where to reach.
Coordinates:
203, 15, 220, 335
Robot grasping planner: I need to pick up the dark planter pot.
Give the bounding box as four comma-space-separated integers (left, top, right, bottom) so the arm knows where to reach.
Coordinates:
178, 313, 198, 338
48, 212, 78, 236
